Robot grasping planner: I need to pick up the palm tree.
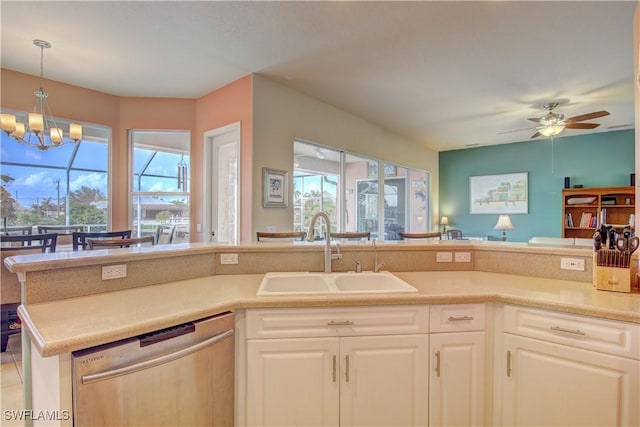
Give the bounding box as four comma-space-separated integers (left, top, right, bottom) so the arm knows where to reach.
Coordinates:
1, 174, 16, 228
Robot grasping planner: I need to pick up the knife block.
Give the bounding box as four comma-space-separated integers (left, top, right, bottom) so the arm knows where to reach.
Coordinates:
593, 253, 638, 293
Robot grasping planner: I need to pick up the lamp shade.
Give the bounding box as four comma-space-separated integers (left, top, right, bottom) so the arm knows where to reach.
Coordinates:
494, 215, 514, 230
538, 124, 565, 137
440, 216, 449, 225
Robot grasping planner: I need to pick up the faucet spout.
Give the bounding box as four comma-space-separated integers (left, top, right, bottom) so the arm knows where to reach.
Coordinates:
307, 211, 333, 273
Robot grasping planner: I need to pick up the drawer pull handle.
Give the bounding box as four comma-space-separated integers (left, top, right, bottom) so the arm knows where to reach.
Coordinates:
328, 320, 354, 326
435, 351, 441, 377
506, 350, 512, 377
550, 325, 586, 336
448, 316, 474, 321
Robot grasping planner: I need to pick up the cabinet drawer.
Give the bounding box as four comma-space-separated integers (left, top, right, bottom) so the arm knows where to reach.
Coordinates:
504, 305, 640, 360
430, 304, 485, 333
246, 305, 429, 339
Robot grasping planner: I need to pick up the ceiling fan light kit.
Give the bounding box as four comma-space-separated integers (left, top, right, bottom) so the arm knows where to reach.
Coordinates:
518, 102, 610, 139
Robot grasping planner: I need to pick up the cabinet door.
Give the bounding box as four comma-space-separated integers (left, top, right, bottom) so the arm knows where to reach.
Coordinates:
502, 334, 640, 427
430, 331, 486, 427
247, 337, 340, 427
340, 334, 429, 427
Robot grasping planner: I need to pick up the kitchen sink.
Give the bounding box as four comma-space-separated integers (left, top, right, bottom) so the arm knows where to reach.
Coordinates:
257, 271, 417, 296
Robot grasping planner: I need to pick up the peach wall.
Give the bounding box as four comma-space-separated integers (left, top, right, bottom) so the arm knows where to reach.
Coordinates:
195, 75, 252, 242
1, 69, 251, 239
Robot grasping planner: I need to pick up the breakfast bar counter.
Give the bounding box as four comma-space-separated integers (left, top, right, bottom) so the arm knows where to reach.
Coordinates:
19, 270, 640, 357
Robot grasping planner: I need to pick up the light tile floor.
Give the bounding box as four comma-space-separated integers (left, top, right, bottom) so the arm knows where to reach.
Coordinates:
1, 334, 23, 427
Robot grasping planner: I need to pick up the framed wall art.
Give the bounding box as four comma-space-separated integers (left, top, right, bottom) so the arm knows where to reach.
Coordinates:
263, 168, 289, 208
469, 172, 528, 214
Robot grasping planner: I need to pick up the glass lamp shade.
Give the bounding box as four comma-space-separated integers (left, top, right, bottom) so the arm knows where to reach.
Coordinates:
1, 114, 16, 133
50, 127, 63, 144
13, 123, 25, 139
538, 124, 565, 137
440, 216, 449, 226
69, 123, 82, 141
28, 113, 44, 132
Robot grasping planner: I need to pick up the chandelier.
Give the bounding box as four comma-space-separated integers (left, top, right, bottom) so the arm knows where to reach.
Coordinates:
1, 39, 82, 151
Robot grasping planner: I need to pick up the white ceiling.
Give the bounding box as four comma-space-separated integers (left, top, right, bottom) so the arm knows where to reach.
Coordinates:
1, 1, 637, 152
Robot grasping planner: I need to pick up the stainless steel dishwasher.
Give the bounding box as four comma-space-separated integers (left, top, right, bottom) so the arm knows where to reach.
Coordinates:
72, 311, 234, 426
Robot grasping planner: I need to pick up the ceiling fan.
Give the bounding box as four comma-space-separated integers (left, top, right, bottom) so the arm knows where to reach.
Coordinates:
526, 102, 610, 139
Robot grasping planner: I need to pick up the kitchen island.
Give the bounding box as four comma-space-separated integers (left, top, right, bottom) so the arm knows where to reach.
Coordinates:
6, 240, 640, 426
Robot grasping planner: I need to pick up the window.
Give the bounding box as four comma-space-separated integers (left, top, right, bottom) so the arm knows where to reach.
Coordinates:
1, 111, 110, 231
293, 140, 430, 240
130, 130, 190, 242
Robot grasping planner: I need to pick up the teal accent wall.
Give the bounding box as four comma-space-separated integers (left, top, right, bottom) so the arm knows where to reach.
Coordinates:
439, 129, 635, 242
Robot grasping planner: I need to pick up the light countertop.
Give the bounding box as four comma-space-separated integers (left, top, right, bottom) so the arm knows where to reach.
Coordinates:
19, 271, 640, 357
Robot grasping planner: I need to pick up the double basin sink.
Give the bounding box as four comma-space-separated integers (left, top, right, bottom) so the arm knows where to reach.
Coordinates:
257, 271, 417, 296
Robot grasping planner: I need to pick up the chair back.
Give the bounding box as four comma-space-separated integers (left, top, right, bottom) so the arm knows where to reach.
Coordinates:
330, 232, 371, 241
1, 226, 33, 236
154, 225, 175, 245
448, 229, 463, 240
172, 225, 190, 244
398, 232, 442, 240
88, 236, 155, 250
37, 225, 84, 234
257, 232, 306, 241
0, 233, 58, 252
72, 230, 132, 251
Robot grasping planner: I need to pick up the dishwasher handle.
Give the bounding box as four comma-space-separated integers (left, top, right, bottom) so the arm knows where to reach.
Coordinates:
82, 328, 234, 385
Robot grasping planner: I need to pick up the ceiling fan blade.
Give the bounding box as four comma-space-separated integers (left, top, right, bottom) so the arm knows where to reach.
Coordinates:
565, 122, 600, 129
530, 131, 542, 139
565, 110, 610, 123
527, 117, 542, 124
497, 126, 536, 135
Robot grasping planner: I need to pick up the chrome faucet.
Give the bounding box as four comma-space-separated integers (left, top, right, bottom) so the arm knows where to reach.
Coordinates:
372, 239, 385, 272
307, 211, 341, 272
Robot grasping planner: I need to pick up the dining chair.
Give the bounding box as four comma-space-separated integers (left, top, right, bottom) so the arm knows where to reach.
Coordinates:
0, 233, 58, 252
72, 230, 132, 251
447, 229, 463, 240
1, 226, 33, 236
0, 233, 56, 352
256, 232, 306, 241
330, 232, 371, 241
398, 232, 442, 240
154, 224, 175, 245
171, 225, 190, 244
37, 225, 84, 234
88, 236, 155, 250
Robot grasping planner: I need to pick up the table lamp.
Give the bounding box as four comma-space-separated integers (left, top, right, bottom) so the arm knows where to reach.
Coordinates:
440, 216, 449, 234
494, 215, 514, 241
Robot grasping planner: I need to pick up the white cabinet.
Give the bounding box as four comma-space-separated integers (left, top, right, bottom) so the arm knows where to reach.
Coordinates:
501, 305, 640, 427
247, 337, 339, 426
429, 304, 486, 427
244, 306, 429, 427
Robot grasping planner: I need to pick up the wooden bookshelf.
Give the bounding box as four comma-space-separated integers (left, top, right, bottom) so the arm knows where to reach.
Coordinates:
562, 186, 635, 239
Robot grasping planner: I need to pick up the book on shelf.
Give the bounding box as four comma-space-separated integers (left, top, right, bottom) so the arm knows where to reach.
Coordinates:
566, 213, 574, 227
579, 212, 593, 228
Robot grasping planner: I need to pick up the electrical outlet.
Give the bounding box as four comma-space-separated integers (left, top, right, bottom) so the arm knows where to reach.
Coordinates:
266, 226, 277, 232
220, 253, 239, 265
102, 264, 127, 280
436, 252, 453, 262
560, 257, 585, 271
455, 252, 472, 262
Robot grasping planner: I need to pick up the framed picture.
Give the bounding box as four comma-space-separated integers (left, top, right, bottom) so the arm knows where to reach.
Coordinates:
470, 172, 528, 214
263, 168, 289, 208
